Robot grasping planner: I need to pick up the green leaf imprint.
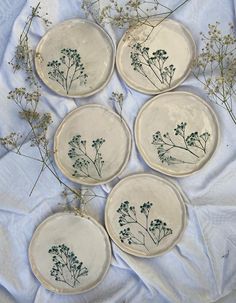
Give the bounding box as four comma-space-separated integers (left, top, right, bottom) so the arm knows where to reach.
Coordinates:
117, 201, 172, 251
68, 134, 106, 179
48, 244, 88, 288
130, 43, 176, 89
47, 48, 88, 94
152, 122, 211, 165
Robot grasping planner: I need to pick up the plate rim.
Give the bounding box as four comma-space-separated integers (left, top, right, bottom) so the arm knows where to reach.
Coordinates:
105, 173, 187, 258
35, 18, 116, 98
116, 18, 197, 95
134, 91, 220, 177
28, 212, 112, 295
54, 104, 132, 186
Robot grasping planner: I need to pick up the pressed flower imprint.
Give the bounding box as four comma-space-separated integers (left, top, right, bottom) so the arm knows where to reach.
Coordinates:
130, 43, 176, 90
48, 244, 88, 288
47, 48, 88, 94
68, 134, 106, 180
117, 201, 172, 251
152, 122, 211, 165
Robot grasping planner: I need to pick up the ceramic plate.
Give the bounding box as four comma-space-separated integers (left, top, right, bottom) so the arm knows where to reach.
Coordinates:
35, 19, 115, 97
116, 18, 196, 94
105, 173, 186, 257
54, 104, 131, 185
29, 212, 111, 294
135, 92, 219, 177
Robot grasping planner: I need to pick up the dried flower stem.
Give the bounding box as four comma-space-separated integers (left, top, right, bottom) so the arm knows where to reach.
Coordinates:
110, 91, 124, 120
9, 2, 51, 88
82, 0, 191, 42
1, 3, 102, 209
193, 22, 236, 125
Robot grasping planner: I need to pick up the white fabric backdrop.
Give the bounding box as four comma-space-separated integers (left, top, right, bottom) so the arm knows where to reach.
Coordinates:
0, 0, 236, 302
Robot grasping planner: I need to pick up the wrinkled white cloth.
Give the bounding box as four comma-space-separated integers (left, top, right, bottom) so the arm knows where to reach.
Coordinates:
0, 0, 236, 302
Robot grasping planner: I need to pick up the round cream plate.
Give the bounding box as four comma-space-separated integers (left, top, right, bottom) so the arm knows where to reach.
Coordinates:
135, 92, 220, 177
116, 18, 196, 94
35, 19, 115, 97
105, 173, 186, 257
54, 104, 131, 185
29, 212, 111, 294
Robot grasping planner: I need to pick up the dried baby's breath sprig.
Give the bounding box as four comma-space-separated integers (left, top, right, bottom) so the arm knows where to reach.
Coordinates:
9, 2, 51, 88
0, 132, 22, 150
110, 91, 124, 120
2, 87, 54, 194
82, 0, 190, 42
61, 187, 105, 213
82, 0, 189, 28
7, 88, 52, 151
193, 22, 236, 125
1, 3, 103, 210
2, 86, 103, 202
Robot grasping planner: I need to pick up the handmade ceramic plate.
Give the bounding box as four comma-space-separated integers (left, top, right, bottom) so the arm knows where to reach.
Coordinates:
54, 104, 131, 185
35, 19, 115, 97
29, 212, 111, 294
135, 92, 219, 177
116, 18, 196, 94
105, 173, 186, 257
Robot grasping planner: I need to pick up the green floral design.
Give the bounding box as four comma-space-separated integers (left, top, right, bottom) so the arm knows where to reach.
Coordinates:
117, 201, 172, 251
48, 244, 88, 288
130, 43, 176, 90
47, 48, 88, 94
152, 122, 211, 165
68, 134, 106, 179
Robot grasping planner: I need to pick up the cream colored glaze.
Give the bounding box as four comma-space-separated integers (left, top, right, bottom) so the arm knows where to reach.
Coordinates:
135, 92, 220, 177
105, 174, 186, 257
116, 18, 196, 94
35, 19, 115, 97
29, 213, 111, 294
54, 104, 132, 185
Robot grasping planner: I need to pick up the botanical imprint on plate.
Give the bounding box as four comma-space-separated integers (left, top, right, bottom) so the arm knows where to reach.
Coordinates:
117, 201, 172, 251
47, 48, 88, 94
130, 43, 176, 90
48, 244, 88, 288
152, 122, 211, 165
68, 134, 106, 180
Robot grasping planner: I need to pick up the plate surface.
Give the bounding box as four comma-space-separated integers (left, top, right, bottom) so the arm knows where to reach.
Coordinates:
135, 92, 219, 177
29, 212, 111, 294
35, 19, 115, 97
105, 173, 186, 257
116, 18, 196, 94
54, 104, 131, 185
